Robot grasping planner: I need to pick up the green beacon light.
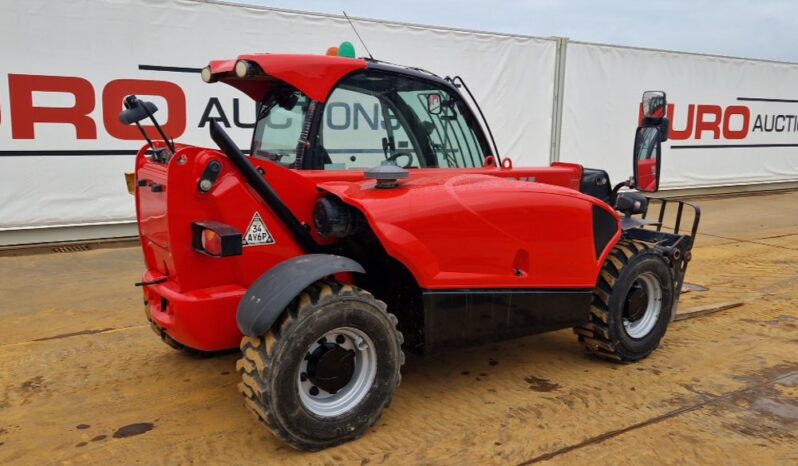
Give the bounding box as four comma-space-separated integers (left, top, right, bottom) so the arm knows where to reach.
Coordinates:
338, 41, 356, 58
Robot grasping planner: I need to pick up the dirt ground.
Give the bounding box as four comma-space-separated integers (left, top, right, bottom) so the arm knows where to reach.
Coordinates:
1, 191, 796, 465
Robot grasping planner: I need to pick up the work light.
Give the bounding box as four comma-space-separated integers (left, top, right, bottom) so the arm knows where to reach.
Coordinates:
200, 66, 213, 83
235, 60, 251, 78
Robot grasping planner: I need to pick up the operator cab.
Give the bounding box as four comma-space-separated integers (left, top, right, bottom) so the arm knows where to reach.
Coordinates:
249, 63, 493, 171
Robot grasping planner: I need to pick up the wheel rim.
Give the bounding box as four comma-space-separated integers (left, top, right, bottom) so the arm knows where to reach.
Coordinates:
298, 327, 377, 418
622, 272, 663, 339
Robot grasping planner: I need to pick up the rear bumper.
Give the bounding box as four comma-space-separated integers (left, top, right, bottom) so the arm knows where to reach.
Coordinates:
141, 270, 246, 351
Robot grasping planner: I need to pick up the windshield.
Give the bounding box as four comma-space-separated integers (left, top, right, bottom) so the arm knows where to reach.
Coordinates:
251, 90, 312, 168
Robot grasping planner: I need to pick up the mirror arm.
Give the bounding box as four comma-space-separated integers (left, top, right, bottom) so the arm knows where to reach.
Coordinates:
122, 98, 155, 149
658, 117, 670, 142
610, 177, 634, 206
133, 120, 154, 149
141, 104, 176, 154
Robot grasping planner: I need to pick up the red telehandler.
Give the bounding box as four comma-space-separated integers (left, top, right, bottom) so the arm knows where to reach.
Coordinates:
120, 51, 699, 450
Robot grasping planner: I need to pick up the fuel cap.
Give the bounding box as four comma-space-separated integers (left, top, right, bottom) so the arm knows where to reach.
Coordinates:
364, 161, 408, 189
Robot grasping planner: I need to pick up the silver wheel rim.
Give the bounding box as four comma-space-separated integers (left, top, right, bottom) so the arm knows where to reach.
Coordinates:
298, 327, 377, 418
623, 272, 663, 339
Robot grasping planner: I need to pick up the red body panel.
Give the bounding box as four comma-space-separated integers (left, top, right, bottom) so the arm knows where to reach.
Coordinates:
137, 146, 304, 350
134, 144, 618, 351
208, 54, 367, 102
319, 175, 619, 289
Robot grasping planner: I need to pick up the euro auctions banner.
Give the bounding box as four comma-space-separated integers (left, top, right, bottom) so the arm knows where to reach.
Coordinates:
560, 42, 798, 189
4, 0, 798, 241
0, 0, 557, 233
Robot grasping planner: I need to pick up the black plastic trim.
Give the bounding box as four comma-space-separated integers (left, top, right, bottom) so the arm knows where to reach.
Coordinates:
592, 205, 619, 259
422, 288, 592, 353
580, 168, 612, 204
366, 61, 453, 90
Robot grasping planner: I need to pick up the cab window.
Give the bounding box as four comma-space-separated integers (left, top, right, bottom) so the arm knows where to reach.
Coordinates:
310, 71, 489, 170
315, 87, 421, 169
397, 89, 486, 168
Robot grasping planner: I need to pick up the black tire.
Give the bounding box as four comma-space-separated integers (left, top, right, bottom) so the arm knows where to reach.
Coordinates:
575, 240, 674, 362
236, 280, 404, 451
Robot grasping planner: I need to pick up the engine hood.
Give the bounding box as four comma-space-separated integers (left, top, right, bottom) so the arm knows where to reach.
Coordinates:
320, 172, 591, 201
318, 173, 620, 290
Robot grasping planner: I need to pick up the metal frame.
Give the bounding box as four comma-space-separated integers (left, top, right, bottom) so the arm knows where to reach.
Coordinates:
643, 198, 702, 239
632, 197, 702, 320
549, 37, 568, 163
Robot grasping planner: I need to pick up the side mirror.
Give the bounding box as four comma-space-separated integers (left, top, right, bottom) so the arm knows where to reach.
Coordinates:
641, 90, 669, 142
633, 126, 662, 193
119, 96, 159, 125
642, 91, 666, 120
117, 94, 175, 154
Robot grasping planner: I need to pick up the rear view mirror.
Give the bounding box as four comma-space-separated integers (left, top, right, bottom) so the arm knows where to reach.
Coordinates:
633, 126, 662, 193
426, 93, 442, 115
641, 90, 669, 142
642, 91, 666, 120
119, 96, 159, 125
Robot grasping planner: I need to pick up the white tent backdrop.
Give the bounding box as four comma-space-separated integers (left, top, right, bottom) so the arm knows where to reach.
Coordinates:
1, 0, 797, 244
560, 42, 798, 188
0, 0, 557, 236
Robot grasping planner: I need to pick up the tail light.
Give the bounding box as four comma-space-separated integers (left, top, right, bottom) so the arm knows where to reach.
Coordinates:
191, 222, 242, 257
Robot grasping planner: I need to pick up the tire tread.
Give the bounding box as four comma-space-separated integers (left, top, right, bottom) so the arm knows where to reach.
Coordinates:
234, 279, 404, 451
574, 239, 656, 362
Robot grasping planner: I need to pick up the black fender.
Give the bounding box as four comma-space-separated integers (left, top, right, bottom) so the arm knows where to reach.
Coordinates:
236, 254, 365, 337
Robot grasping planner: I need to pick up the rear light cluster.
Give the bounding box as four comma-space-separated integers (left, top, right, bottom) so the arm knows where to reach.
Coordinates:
191, 222, 242, 257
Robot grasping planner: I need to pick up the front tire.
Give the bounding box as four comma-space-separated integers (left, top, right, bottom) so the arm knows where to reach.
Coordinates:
236, 280, 404, 451
575, 240, 675, 362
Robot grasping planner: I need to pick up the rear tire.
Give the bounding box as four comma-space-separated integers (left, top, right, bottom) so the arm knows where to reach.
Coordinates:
575, 240, 674, 362
236, 280, 404, 451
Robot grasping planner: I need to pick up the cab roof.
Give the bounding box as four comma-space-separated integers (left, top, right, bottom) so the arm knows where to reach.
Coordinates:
206, 54, 368, 102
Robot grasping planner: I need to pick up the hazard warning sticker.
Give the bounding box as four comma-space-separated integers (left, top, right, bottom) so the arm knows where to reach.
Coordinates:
242, 212, 275, 246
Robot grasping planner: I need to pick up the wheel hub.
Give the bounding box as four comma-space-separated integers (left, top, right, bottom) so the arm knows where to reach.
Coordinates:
621, 272, 664, 339
305, 342, 355, 394
625, 282, 649, 322
298, 327, 378, 418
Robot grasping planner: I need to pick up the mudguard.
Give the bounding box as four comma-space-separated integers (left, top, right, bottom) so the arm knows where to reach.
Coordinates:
236, 254, 365, 337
